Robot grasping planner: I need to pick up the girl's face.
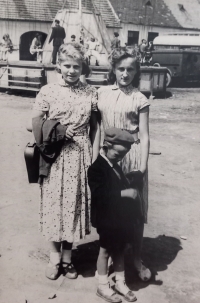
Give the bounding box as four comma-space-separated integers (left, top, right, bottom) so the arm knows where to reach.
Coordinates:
114, 57, 137, 87
59, 57, 82, 84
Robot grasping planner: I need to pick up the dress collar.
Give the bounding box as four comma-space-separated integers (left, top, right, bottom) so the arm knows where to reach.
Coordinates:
58, 78, 82, 87
111, 83, 138, 95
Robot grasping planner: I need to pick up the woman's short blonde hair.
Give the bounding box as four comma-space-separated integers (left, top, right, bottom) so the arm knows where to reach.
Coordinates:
58, 42, 85, 62
57, 43, 90, 76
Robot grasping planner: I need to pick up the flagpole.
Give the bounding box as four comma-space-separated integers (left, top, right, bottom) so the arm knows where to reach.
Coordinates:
79, 0, 82, 33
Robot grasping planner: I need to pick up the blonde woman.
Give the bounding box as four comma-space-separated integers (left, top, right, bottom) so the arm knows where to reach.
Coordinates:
27, 43, 99, 280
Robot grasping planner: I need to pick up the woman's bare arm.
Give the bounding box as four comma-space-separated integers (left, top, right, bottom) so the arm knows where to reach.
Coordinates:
139, 106, 150, 173
89, 111, 101, 162
26, 109, 46, 132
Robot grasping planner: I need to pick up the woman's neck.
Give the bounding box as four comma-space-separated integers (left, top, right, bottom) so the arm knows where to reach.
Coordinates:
63, 78, 80, 87
116, 82, 137, 95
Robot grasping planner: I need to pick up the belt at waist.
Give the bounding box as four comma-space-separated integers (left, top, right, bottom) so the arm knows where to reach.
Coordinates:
73, 128, 88, 136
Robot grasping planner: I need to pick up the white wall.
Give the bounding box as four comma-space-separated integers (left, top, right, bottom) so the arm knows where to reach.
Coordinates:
0, 20, 51, 47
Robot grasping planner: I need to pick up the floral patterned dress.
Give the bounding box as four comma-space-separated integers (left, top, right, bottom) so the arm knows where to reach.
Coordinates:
33, 79, 97, 242
97, 84, 150, 223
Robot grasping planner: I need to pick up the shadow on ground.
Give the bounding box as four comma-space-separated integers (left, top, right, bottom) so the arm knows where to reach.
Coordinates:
126, 235, 182, 290
72, 240, 99, 278
72, 235, 182, 290
143, 91, 173, 99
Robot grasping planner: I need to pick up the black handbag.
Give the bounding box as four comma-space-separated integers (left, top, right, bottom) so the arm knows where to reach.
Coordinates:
24, 142, 40, 183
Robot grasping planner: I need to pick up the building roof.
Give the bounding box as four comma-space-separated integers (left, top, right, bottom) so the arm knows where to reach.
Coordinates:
2, 0, 199, 30
93, 0, 121, 28
0, 0, 121, 27
163, 0, 200, 30
109, 0, 181, 28
0, 0, 63, 22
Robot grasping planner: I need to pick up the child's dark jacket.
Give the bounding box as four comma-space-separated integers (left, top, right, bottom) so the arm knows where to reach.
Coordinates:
88, 155, 142, 236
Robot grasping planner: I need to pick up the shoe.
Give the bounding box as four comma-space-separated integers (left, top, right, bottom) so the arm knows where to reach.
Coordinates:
45, 262, 61, 280
97, 285, 122, 303
62, 262, 78, 279
136, 261, 151, 282
114, 281, 137, 302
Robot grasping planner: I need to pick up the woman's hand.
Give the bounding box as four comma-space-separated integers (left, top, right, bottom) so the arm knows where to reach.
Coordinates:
65, 125, 75, 140
121, 188, 138, 200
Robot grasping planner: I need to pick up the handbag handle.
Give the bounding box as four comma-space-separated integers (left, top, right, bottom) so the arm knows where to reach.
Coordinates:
28, 133, 36, 147
27, 142, 36, 148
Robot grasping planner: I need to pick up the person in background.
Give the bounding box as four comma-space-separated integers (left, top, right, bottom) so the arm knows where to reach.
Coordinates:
79, 27, 85, 45
144, 41, 154, 65
139, 39, 147, 63
111, 32, 121, 50
96, 47, 151, 283
49, 19, 66, 65
30, 33, 43, 63
71, 35, 76, 42
27, 43, 99, 281
88, 128, 140, 303
86, 37, 101, 66
0, 34, 13, 61
147, 41, 154, 52
79, 36, 84, 45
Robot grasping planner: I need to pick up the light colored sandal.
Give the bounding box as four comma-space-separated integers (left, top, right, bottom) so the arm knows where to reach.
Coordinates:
114, 281, 137, 302
45, 262, 60, 280
97, 283, 122, 303
62, 262, 78, 279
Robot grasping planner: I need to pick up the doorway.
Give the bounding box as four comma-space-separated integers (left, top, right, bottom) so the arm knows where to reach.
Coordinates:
19, 31, 47, 61
148, 32, 159, 43
127, 31, 139, 46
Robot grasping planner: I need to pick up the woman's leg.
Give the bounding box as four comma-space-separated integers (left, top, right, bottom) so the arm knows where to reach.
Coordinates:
62, 240, 73, 263
46, 241, 61, 280
132, 221, 144, 269
132, 222, 151, 281
61, 241, 77, 279
2, 51, 6, 61
48, 241, 61, 264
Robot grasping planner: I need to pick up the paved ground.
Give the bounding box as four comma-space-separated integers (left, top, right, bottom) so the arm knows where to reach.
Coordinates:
0, 87, 200, 303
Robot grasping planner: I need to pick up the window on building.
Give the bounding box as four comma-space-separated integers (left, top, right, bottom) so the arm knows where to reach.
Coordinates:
127, 31, 139, 46
148, 32, 159, 43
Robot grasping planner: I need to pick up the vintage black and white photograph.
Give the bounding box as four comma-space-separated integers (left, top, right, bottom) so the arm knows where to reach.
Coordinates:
0, 0, 200, 302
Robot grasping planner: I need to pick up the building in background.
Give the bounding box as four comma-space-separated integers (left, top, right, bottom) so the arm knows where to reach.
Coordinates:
108, 0, 200, 46
1, 0, 200, 62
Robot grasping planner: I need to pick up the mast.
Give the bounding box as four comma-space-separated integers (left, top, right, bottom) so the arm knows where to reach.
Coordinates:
79, 0, 82, 33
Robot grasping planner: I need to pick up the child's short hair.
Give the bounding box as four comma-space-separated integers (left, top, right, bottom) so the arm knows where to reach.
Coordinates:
57, 43, 90, 76
107, 47, 141, 87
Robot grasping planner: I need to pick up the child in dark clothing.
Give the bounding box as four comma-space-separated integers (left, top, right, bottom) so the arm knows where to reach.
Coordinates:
88, 128, 142, 303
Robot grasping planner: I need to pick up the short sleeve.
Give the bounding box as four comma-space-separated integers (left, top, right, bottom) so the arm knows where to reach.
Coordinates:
33, 86, 50, 112
137, 92, 150, 111
91, 87, 98, 111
